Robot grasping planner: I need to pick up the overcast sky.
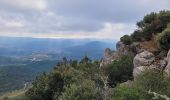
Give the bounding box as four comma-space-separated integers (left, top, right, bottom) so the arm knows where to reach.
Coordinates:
0, 0, 170, 40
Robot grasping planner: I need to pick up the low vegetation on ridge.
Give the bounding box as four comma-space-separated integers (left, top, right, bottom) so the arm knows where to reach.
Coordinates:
6, 10, 170, 100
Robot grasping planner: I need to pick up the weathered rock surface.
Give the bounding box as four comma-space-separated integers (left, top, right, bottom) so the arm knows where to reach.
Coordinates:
133, 51, 155, 68
100, 41, 142, 67
167, 50, 170, 62
133, 50, 155, 79
100, 48, 115, 66
165, 50, 170, 75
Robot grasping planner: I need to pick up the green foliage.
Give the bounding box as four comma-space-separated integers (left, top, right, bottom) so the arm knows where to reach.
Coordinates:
131, 30, 143, 42
134, 70, 170, 97
58, 80, 102, 100
80, 56, 92, 64
105, 56, 133, 87
0, 58, 57, 94
132, 10, 170, 42
111, 69, 170, 100
120, 35, 132, 45
111, 85, 151, 100
25, 57, 104, 100
157, 23, 170, 52
25, 70, 66, 100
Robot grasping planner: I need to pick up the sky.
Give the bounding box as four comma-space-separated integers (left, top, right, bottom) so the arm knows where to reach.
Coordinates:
0, 0, 170, 40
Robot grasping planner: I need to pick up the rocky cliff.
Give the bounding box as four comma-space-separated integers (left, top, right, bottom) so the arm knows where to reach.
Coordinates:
101, 40, 170, 80
100, 41, 142, 67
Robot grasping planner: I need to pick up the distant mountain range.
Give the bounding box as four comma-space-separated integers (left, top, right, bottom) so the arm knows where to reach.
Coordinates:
0, 37, 116, 93
0, 37, 116, 60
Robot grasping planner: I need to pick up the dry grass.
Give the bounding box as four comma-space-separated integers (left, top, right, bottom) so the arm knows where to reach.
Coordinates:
140, 35, 159, 54
0, 89, 26, 100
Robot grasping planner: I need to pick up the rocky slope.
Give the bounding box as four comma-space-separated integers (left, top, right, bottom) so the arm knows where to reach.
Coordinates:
101, 40, 170, 80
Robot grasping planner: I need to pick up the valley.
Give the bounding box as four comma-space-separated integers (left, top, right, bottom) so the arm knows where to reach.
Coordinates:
0, 37, 115, 95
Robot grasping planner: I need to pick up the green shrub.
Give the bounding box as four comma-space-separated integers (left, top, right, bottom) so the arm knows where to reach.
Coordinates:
131, 30, 143, 42
111, 85, 151, 100
105, 56, 133, 87
132, 10, 170, 41
58, 80, 102, 100
25, 58, 104, 100
25, 72, 64, 100
135, 70, 170, 97
157, 23, 170, 51
120, 35, 132, 45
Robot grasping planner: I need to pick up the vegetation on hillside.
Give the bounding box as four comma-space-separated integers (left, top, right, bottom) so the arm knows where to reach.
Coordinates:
120, 11, 170, 42
120, 10, 170, 54
0, 57, 57, 94
21, 56, 133, 100
7, 10, 170, 100
157, 23, 170, 52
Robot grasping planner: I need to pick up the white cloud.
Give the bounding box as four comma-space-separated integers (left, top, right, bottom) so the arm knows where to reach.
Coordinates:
0, 17, 24, 29
0, 22, 135, 40
4, 21, 24, 28
0, 0, 169, 40
0, 0, 47, 11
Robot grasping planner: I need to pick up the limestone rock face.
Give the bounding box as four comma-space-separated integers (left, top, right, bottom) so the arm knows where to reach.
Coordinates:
133, 51, 155, 78
100, 41, 143, 67
165, 50, 170, 75
116, 42, 143, 58
167, 50, 170, 62
101, 48, 115, 66
133, 51, 155, 68
104, 48, 113, 59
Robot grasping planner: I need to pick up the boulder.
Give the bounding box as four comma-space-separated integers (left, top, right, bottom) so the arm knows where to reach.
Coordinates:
133, 50, 155, 79
133, 51, 155, 68
133, 66, 146, 78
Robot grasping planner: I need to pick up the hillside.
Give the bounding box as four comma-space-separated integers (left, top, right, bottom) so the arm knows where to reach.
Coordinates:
7, 10, 170, 100
0, 39, 115, 95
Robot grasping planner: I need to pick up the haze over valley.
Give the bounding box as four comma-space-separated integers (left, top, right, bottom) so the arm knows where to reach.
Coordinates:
0, 36, 115, 93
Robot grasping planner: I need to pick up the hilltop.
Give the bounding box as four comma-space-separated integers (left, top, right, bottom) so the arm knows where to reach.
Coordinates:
5, 10, 170, 100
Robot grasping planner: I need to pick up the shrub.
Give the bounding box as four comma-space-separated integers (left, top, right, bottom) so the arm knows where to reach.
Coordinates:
132, 11, 170, 41
58, 80, 102, 100
131, 30, 143, 42
135, 70, 170, 97
111, 85, 151, 100
157, 23, 170, 51
120, 35, 132, 45
25, 58, 104, 100
105, 56, 133, 87
25, 72, 64, 100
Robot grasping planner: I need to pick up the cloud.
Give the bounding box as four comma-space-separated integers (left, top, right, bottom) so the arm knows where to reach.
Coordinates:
0, 16, 24, 29
0, 0, 169, 40
0, 22, 135, 40
0, 0, 47, 11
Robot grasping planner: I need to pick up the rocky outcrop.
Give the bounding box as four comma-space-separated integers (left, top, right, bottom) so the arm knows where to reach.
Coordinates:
167, 50, 170, 62
100, 48, 115, 66
133, 50, 155, 79
100, 41, 142, 67
165, 50, 170, 75
116, 41, 141, 57
133, 51, 155, 68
